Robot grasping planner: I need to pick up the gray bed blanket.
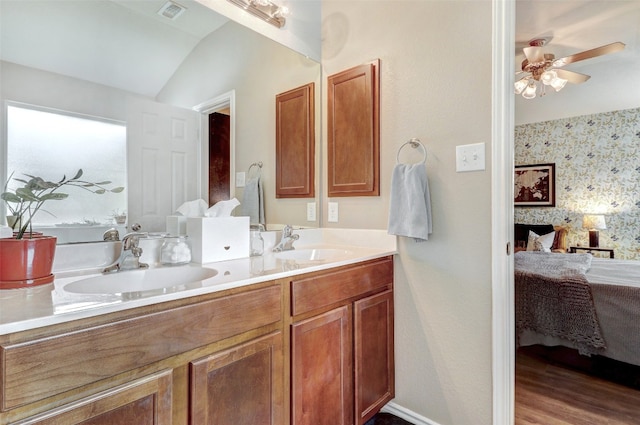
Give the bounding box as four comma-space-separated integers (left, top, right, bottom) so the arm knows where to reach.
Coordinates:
514, 251, 606, 356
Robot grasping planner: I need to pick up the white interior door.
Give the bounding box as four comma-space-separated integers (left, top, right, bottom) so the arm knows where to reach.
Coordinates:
127, 98, 199, 233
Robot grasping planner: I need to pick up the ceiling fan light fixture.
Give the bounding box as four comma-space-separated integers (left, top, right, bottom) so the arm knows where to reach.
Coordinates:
540, 70, 557, 85
550, 77, 568, 92
514, 78, 528, 95
522, 81, 537, 99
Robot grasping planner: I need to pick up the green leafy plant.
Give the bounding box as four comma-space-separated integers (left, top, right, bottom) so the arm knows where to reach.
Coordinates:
1, 169, 124, 239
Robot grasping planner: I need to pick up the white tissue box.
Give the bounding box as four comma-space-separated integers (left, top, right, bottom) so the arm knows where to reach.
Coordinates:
187, 217, 250, 263
166, 215, 187, 236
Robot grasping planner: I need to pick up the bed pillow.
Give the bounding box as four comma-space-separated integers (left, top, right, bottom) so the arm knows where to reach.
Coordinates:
526, 230, 556, 252
552, 225, 569, 252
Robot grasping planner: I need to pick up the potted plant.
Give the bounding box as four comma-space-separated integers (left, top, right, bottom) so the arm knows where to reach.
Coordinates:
1, 169, 124, 289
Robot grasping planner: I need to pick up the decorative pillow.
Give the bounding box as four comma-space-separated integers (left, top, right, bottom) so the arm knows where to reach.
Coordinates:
526, 230, 556, 252
552, 226, 569, 252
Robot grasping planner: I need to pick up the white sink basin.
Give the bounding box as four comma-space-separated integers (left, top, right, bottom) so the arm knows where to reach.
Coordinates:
274, 248, 351, 262
63, 266, 218, 294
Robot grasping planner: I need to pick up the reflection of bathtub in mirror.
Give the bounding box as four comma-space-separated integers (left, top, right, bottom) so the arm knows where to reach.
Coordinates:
0, 0, 321, 244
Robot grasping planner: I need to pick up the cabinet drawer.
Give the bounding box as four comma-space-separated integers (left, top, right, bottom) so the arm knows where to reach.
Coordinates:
12, 370, 172, 425
291, 257, 392, 316
1, 284, 281, 410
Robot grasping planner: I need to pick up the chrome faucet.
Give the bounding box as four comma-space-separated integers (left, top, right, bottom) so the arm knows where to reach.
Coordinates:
272, 225, 299, 252
103, 232, 149, 273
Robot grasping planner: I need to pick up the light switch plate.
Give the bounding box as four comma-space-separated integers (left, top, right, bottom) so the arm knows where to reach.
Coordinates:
456, 142, 485, 172
306, 202, 317, 221
328, 202, 339, 223
236, 172, 246, 187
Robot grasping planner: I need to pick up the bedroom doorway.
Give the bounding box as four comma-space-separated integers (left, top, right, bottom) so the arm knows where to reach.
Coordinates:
510, 2, 640, 424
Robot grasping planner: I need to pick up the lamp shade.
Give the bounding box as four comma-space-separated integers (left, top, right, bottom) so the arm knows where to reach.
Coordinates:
582, 214, 606, 230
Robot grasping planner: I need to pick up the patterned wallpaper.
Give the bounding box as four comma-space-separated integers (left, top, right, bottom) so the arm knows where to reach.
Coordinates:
514, 107, 640, 260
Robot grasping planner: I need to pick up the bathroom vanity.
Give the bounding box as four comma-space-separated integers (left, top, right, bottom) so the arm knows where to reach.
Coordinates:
0, 230, 395, 425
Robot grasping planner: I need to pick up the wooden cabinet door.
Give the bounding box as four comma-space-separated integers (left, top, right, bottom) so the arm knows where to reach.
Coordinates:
13, 370, 172, 425
354, 290, 395, 425
190, 332, 284, 425
327, 60, 380, 197
275, 82, 315, 198
291, 306, 353, 425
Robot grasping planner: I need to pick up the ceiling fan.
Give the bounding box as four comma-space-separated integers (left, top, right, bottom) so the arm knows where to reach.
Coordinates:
514, 38, 625, 99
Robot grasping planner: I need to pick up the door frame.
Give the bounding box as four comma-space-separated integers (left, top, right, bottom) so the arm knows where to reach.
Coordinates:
193, 90, 237, 201
492, 1, 515, 425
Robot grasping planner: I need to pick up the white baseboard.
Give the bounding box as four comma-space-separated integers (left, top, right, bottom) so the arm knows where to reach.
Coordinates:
381, 402, 442, 425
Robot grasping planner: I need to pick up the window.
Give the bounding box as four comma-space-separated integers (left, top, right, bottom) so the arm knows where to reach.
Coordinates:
5, 103, 127, 226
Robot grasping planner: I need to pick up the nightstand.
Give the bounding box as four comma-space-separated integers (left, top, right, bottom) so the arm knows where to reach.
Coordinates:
569, 246, 614, 259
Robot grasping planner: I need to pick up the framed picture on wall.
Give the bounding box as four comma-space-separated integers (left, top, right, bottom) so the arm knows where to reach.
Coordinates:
514, 163, 555, 207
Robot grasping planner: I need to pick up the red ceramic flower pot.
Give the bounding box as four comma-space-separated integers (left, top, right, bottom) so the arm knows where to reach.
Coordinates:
0, 235, 57, 289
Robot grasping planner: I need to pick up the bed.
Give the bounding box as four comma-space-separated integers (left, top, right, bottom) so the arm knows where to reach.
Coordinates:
514, 224, 640, 367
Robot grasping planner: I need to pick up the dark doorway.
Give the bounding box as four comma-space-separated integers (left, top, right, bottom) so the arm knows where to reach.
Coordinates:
208, 112, 230, 206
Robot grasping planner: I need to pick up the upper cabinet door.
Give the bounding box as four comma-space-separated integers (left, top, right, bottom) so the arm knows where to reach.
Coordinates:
327, 60, 380, 197
276, 82, 315, 198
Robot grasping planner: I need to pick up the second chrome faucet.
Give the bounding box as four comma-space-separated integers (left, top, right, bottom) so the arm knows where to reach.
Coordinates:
272, 225, 299, 252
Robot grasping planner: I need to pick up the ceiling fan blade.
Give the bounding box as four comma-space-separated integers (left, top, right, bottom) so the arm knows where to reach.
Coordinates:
523, 46, 544, 63
553, 42, 625, 67
556, 69, 591, 84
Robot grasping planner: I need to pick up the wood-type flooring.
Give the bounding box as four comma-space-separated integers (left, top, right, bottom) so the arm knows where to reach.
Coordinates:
516, 346, 640, 424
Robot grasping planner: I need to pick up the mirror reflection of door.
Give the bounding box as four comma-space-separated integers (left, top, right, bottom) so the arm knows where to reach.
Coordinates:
208, 111, 231, 206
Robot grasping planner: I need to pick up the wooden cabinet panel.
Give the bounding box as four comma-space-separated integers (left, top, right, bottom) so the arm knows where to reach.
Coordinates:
276, 82, 315, 198
1, 284, 281, 410
12, 370, 172, 425
292, 306, 353, 425
354, 290, 395, 425
190, 332, 284, 425
327, 60, 380, 197
291, 257, 393, 317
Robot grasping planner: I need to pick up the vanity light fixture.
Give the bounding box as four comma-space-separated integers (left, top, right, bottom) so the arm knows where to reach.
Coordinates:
582, 214, 606, 247
226, 0, 289, 28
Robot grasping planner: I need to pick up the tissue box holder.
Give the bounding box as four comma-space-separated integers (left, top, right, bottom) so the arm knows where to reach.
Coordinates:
187, 217, 250, 263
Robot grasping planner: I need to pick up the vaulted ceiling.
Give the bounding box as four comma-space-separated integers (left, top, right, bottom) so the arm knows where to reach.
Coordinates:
0, 0, 229, 98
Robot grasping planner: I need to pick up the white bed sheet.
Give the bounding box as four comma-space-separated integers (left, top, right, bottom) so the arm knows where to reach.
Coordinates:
586, 257, 640, 288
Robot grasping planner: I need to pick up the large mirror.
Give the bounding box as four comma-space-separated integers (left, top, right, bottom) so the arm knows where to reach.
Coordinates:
0, 0, 321, 243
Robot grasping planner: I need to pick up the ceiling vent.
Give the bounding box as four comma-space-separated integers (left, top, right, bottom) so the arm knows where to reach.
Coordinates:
157, 1, 187, 20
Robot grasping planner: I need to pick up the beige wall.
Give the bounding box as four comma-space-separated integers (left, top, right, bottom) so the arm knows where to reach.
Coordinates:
321, 1, 494, 424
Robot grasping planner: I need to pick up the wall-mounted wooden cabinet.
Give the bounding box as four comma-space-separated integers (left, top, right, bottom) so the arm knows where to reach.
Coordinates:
275, 83, 315, 198
327, 60, 380, 197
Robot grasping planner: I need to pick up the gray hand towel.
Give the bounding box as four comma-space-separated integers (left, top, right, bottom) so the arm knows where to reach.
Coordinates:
241, 177, 265, 226
387, 163, 432, 241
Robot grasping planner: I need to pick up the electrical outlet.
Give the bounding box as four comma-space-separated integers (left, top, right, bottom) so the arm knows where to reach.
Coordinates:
328, 202, 339, 223
455, 142, 485, 172
236, 172, 246, 187
306, 202, 317, 221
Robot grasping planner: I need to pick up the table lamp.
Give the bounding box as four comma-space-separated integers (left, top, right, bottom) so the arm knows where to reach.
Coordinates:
582, 214, 606, 247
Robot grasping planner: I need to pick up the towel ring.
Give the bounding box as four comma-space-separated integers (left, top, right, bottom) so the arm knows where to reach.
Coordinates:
396, 138, 427, 164
248, 161, 263, 177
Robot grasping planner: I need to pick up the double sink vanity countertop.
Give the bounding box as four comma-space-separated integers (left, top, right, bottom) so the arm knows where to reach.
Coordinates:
0, 228, 397, 335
